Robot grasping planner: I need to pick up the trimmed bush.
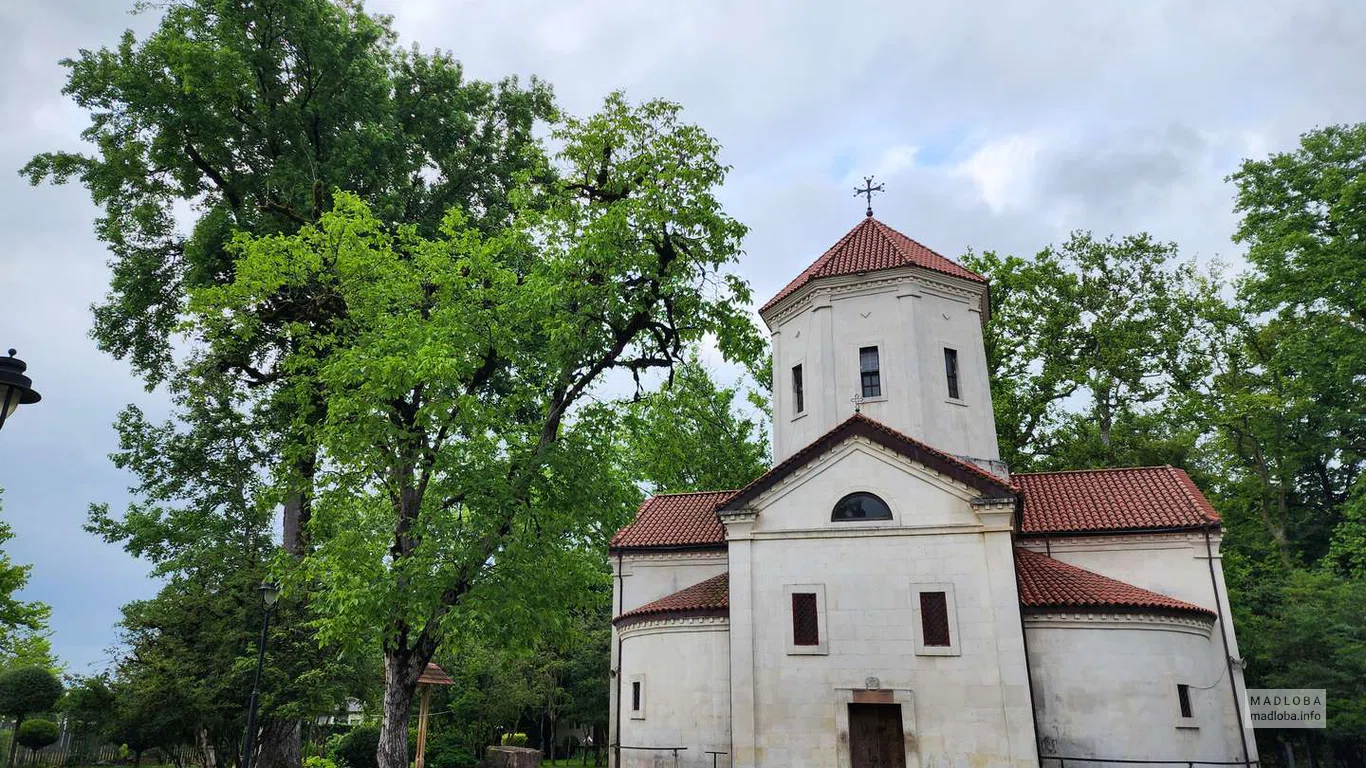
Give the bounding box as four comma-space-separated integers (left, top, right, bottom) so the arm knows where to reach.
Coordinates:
16, 719, 59, 752
333, 724, 381, 768
498, 733, 528, 747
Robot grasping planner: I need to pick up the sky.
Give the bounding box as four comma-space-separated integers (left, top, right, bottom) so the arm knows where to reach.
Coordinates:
1, 0, 1365, 674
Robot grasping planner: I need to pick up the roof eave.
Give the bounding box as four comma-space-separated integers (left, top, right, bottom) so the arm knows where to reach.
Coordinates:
1017, 521, 1222, 539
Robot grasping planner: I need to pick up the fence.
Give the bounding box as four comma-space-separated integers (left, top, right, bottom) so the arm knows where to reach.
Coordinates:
0, 721, 194, 768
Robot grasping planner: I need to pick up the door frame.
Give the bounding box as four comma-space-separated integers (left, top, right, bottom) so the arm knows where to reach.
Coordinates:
835, 686, 919, 768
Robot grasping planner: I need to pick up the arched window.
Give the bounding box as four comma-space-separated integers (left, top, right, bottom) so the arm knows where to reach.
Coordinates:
831, 492, 892, 522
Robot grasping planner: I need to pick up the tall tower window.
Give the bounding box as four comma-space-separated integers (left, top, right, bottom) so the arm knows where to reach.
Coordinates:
859, 347, 882, 398
792, 364, 805, 414
944, 348, 961, 400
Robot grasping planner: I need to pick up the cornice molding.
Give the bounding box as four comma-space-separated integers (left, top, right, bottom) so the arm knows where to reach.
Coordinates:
617, 615, 730, 639
763, 269, 987, 328
1023, 609, 1215, 637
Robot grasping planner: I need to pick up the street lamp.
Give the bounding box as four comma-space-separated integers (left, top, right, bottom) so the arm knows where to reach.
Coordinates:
242, 581, 280, 768
0, 350, 41, 432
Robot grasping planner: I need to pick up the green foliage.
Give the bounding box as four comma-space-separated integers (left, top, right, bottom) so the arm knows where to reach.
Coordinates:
499, 733, 528, 747
62, 675, 116, 740
962, 232, 1211, 472
333, 724, 381, 768
0, 667, 62, 720
179, 91, 760, 767
304, 757, 338, 768
621, 356, 770, 494
0, 494, 51, 660
14, 720, 58, 753
23, 0, 556, 385
424, 731, 476, 768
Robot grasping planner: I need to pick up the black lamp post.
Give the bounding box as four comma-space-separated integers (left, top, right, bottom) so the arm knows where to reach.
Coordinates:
0, 350, 41, 432
242, 581, 280, 768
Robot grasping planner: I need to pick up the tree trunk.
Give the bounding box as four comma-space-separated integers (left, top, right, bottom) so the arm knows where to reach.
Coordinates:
377, 648, 429, 768
196, 725, 217, 768
255, 720, 301, 768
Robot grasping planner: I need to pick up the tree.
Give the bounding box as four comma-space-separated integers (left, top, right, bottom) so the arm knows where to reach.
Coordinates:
14, 720, 58, 755
0, 666, 62, 768
0, 494, 50, 661
620, 356, 770, 494
1226, 123, 1366, 573
63, 676, 117, 764
185, 93, 762, 768
30, 6, 557, 760
961, 232, 1211, 472
91, 374, 371, 768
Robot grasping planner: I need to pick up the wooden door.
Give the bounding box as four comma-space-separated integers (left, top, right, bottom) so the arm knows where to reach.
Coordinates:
848, 703, 905, 768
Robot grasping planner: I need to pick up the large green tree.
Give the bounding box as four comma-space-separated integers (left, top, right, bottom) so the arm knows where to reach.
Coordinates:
185, 94, 761, 768
28, 3, 555, 765
961, 232, 1212, 472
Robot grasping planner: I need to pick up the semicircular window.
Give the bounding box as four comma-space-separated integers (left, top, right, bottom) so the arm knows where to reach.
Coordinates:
831, 492, 893, 522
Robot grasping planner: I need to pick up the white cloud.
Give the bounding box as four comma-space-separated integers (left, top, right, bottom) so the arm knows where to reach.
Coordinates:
953, 134, 1042, 213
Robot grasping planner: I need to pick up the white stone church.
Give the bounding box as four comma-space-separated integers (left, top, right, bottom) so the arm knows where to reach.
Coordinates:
607, 214, 1260, 768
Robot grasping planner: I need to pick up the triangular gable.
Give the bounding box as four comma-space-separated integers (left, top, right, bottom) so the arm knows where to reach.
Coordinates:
720, 413, 1015, 512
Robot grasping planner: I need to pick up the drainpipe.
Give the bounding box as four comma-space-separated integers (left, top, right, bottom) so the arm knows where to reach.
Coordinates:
614, 552, 624, 768
1204, 528, 1252, 767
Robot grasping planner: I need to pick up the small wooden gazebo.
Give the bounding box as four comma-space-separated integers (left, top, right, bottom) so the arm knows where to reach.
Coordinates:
415, 662, 455, 768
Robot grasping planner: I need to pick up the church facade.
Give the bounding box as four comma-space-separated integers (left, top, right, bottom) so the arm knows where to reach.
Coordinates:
607, 215, 1258, 768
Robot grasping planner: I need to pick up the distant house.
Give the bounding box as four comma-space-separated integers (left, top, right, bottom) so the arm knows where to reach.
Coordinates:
316, 699, 368, 727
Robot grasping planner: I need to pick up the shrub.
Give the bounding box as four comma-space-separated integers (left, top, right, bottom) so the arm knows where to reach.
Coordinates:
16, 719, 59, 752
425, 731, 475, 768
0, 667, 62, 722
304, 757, 338, 768
499, 733, 528, 747
333, 724, 381, 768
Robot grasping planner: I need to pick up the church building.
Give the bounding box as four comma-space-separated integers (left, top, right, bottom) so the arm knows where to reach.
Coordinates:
607, 211, 1259, 768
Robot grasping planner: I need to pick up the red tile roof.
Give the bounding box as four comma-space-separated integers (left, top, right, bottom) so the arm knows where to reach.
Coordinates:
614, 572, 729, 626
720, 413, 1015, 512
760, 217, 987, 314
1015, 548, 1214, 617
1016, 466, 1221, 535
609, 490, 735, 551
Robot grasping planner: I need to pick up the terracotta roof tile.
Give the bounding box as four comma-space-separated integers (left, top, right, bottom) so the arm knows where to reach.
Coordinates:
1016, 466, 1220, 535
614, 572, 729, 626
1015, 548, 1213, 617
760, 217, 986, 314
609, 490, 735, 551
721, 413, 1015, 512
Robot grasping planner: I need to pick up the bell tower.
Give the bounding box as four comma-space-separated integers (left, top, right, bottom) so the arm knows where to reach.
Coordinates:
759, 213, 1005, 477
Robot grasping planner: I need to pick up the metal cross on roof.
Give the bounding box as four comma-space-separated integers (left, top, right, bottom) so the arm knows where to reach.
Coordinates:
854, 175, 885, 218
851, 393, 865, 414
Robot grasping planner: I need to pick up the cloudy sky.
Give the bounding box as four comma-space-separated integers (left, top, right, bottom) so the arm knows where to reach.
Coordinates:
1, 0, 1364, 674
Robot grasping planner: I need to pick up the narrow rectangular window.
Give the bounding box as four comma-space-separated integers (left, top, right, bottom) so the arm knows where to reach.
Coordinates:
1177, 684, 1192, 718
632, 681, 641, 712
792, 592, 819, 646
859, 347, 881, 398
944, 348, 960, 399
792, 364, 805, 414
919, 591, 951, 647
